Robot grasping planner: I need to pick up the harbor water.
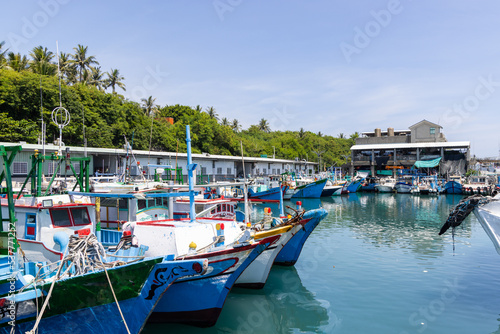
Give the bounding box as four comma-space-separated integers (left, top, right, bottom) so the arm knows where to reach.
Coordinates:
144, 193, 500, 334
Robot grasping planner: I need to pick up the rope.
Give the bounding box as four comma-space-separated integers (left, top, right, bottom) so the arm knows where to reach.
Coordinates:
25, 233, 131, 334
439, 194, 496, 236
96, 250, 131, 334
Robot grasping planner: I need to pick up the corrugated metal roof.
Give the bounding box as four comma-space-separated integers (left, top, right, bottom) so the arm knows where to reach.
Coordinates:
351, 141, 470, 151
0, 142, 317, 165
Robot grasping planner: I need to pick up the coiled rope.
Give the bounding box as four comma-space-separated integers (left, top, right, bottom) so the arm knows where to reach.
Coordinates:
26, 233, 131, 334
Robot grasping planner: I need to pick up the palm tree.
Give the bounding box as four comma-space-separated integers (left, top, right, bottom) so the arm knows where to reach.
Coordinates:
258, 118, 270, 133
205, 106, 218, 121
141, 96, 157, 117
89, 66, 106, 90
220, 117, 230, 126
29, 46, 56, 75
105, 68, 126, 93
298, 127, 305, 138
231, 119, 241, 132
58, 52, 76, 83
338, 133, 345, 139
71, 44, 99, 82
0, 41, 8, 68
6, 52, 29, 72
317, 131, 323, 137
194, 105, 203, 112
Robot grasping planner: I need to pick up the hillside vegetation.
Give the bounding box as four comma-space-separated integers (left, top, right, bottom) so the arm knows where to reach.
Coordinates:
0, 43, 356, 168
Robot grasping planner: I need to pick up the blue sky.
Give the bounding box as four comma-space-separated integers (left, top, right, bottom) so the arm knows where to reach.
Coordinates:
2, 0, 500, 157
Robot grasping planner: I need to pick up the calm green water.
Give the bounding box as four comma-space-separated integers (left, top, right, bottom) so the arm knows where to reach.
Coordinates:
144, 193, 500, 334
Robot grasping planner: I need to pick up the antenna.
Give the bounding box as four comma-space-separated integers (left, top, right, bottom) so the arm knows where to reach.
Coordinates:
40, 75, 45, 155
52, 41, 70, 155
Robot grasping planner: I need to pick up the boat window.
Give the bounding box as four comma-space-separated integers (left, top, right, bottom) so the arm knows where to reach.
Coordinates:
71, 207, 91, 226
217, 205, 221, 213
50, 209, 72, 227
148, 198, 155, 208
162, 197, 169, 207
138, 199, 146, 210
222, 204, 226, 212
156, 198, 164, 207
195, 204, 204, 214
118, 199, 128, 209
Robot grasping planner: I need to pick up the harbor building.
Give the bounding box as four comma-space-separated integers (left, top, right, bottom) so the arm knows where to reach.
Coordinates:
0, 141, 317, 184
349, 120, 470, 176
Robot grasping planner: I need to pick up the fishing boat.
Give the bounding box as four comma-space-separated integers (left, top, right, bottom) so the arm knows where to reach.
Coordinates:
413, 175, 440, 195
360, 177, 379, 192
291, 178, 327, 198
0, 145, 209, 333
443, 175, 464, 194
375, 177, 396, 193
321, 180, 343, 197
248, 184, 288, 201
0, 234, 208, 334
394, 176, 414, 194
473, 193, 500, 255
462, 175, 494, 195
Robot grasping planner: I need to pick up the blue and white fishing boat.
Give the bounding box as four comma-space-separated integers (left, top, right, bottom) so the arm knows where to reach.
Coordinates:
248, 185, 288, 201
291, 178, 327, 198
0, 145, 209, 334
443, 175, 464, 194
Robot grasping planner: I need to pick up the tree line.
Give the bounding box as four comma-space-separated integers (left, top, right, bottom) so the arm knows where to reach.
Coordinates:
0, 42, 356, 169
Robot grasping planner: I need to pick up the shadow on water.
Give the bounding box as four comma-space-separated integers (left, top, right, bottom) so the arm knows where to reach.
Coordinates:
144, 266, 332, 333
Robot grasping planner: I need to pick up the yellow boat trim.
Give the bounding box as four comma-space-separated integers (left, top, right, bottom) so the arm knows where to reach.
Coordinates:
253, 225, 293, 240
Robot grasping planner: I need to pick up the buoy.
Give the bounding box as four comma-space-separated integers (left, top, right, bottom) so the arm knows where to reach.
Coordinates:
189, 241, 197, 249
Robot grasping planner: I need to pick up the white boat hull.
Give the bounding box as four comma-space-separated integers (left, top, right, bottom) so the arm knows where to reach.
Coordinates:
474, 195, 500, 255
375, 185, 394, 193
235, 224, 299, 288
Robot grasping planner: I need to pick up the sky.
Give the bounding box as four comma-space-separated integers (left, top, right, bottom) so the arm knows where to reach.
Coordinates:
1, 0, 500, 158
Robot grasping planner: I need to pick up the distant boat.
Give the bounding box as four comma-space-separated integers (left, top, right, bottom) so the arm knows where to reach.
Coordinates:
463, 175, 494, 195
375, 177, 396, 193
248, 185, 288, 201
443, 175, 463, 194
292, 178, 327, 198
360, 177, 378, 192
395, 176, 414, 194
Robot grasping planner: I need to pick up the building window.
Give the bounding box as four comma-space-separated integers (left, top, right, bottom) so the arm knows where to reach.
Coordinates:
256, 168, 260, 174
227, 167, 231, 175
430, 127, 436, 135
201, 167, 207, 175
13, 162, 28, 175
263, 168, 267, 175
277, 169, 280, 174
272, 168, 276, 174
217, 167, 222, 174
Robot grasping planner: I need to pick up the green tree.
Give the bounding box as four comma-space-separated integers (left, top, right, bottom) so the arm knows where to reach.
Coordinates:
205, 106, 218, 121
258, 118, 270, 133
71, 44, 99, 82
6, 52, 29, 72
0, 41, 8, 68
141, 96, 157, 117
29, 46, 56, 75
105, 68, 126, 93
231, 119, 241, 132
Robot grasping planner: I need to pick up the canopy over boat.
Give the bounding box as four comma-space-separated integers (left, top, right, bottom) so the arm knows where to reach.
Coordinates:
413, 157, 442, 168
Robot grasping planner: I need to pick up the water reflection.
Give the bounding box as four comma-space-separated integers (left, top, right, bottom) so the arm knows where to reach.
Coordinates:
144, 267, 333, 333
321, 193, 473, 259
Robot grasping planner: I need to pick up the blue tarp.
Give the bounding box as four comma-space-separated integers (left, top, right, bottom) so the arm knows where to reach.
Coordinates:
413, 157, 442, 168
